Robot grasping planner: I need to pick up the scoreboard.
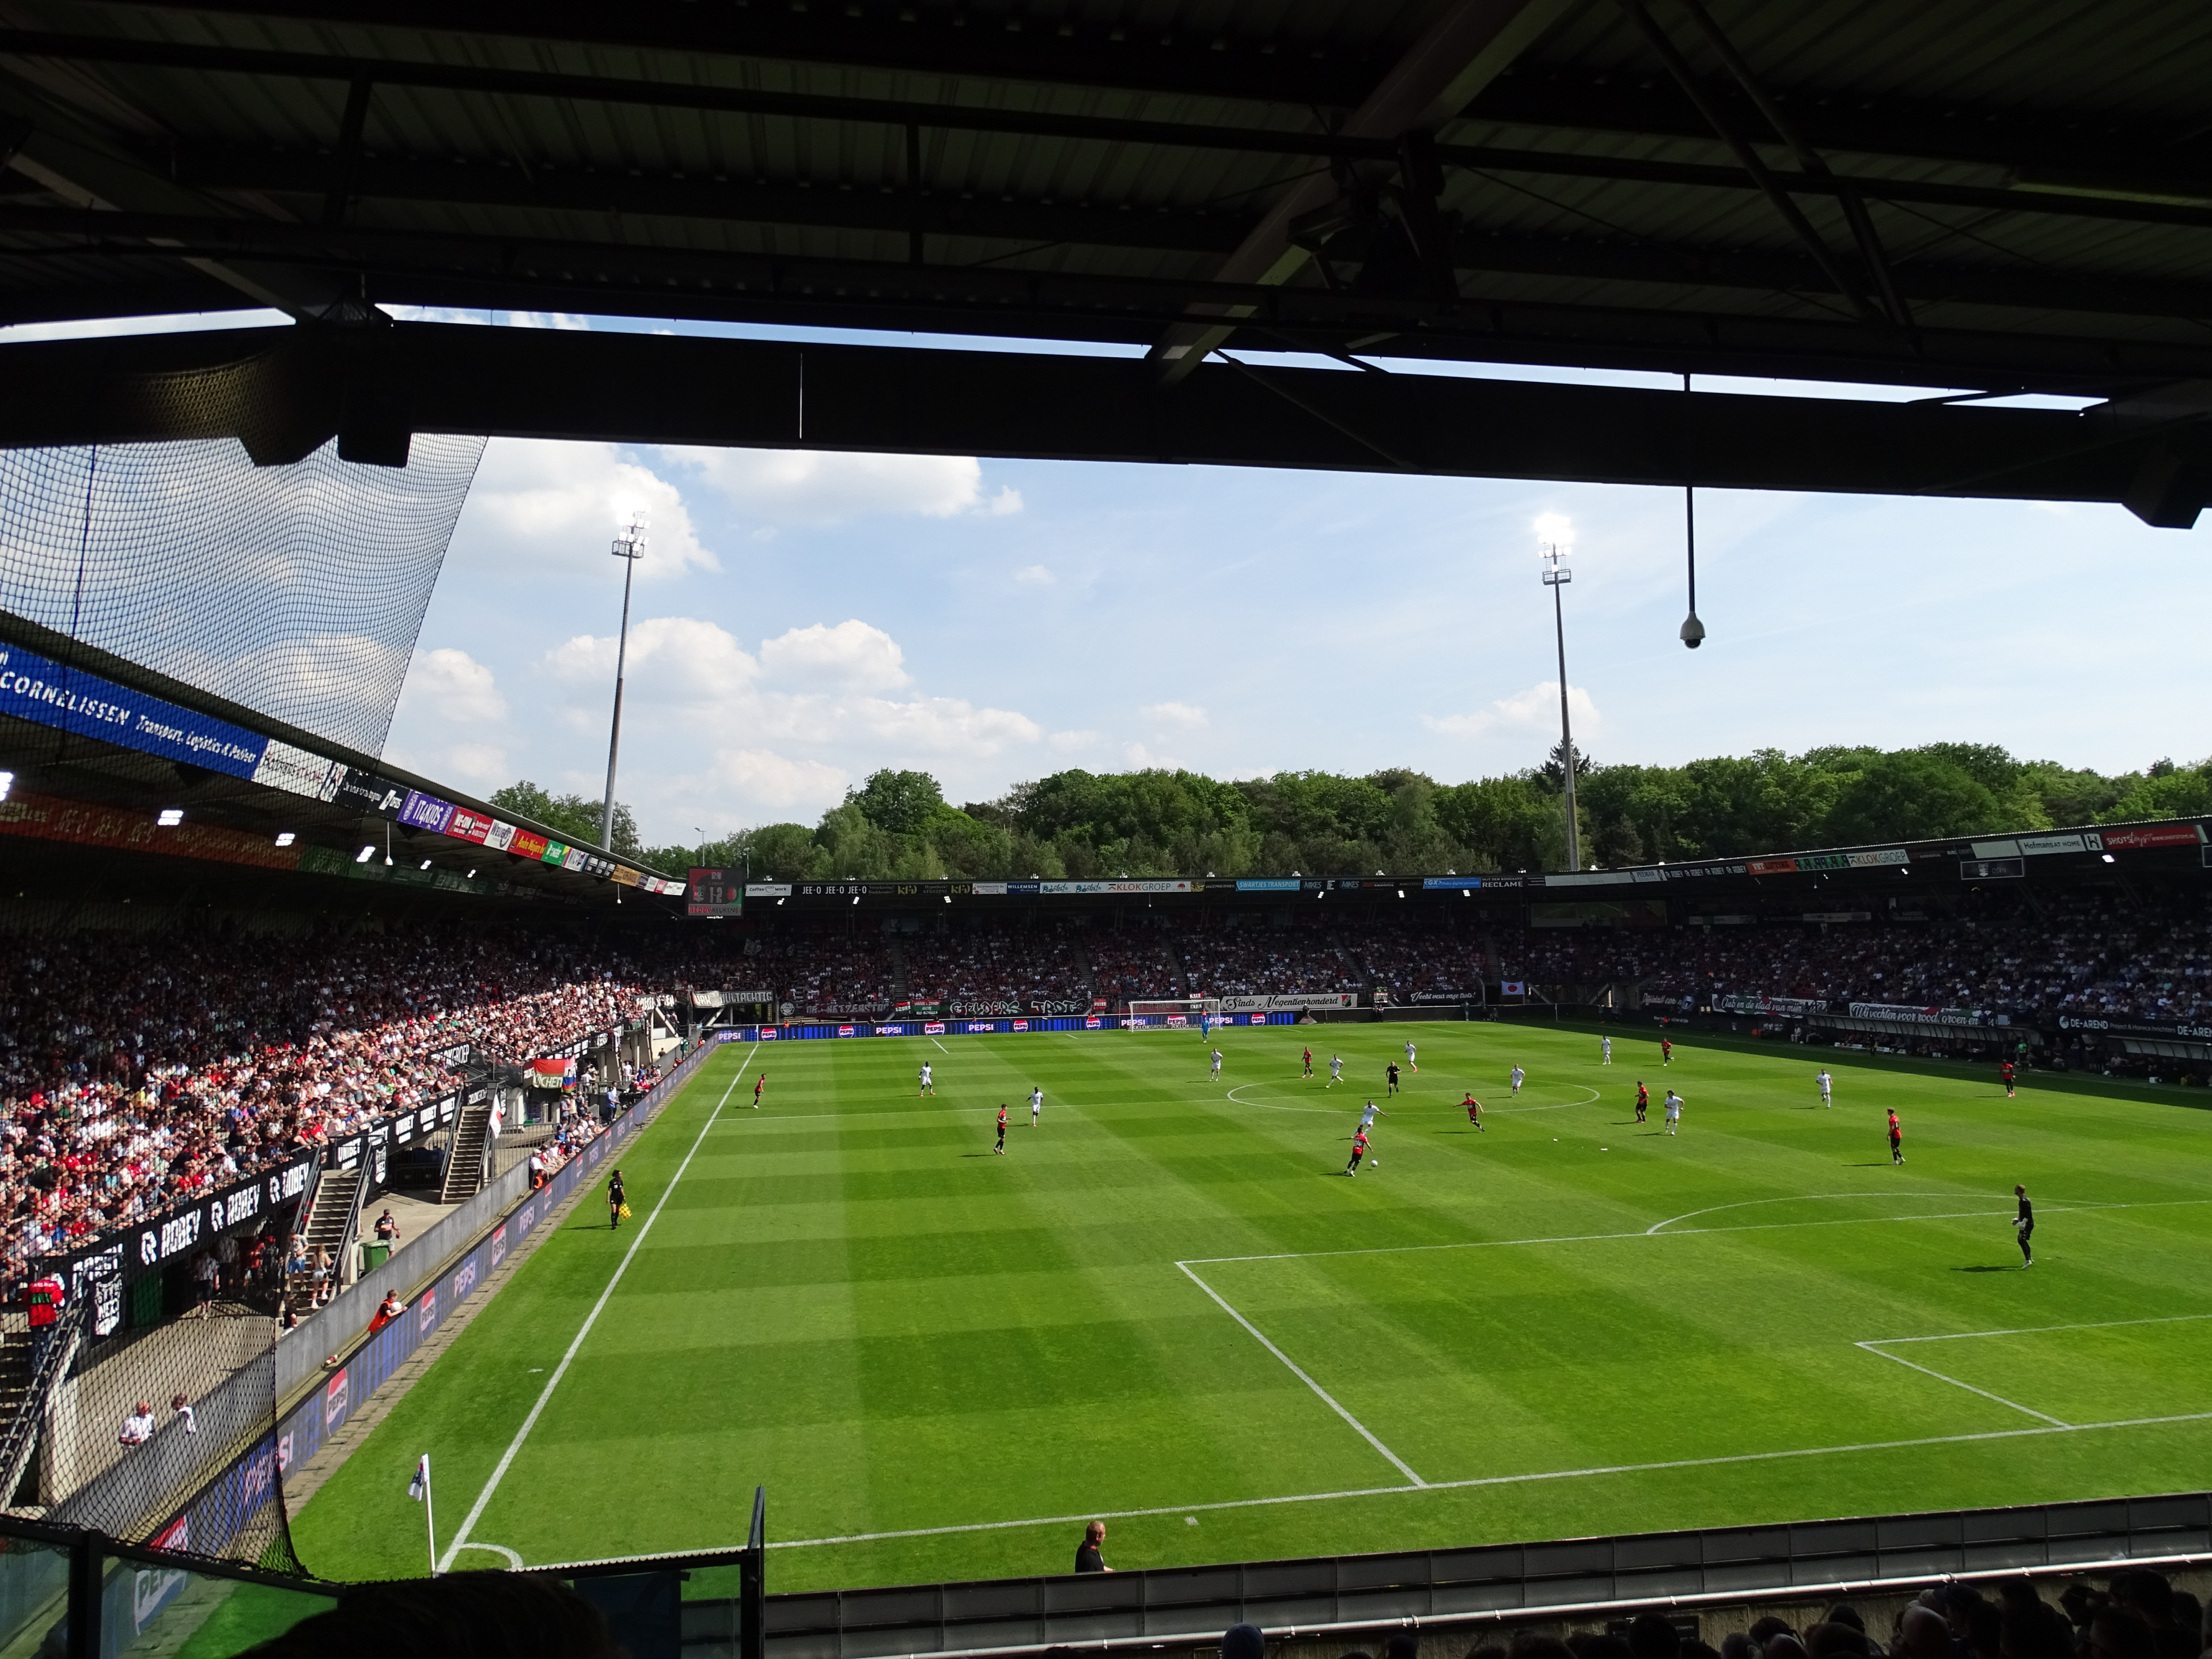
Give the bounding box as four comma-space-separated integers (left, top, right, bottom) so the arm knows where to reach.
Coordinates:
687, 867, 743, 918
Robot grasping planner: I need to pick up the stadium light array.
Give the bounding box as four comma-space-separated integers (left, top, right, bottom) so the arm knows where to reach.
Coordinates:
468, 869, 478, 879
0, 770, 13, 802
2103, 852, 2118, 863
274, 832, 295, 847
157, 808, 183, 826
356, 844, 376, 863
420, 859, 433, 870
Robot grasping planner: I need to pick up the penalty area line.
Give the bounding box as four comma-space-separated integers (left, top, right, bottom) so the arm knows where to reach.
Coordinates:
760, 1407, 2212, 1554
1174, 1260, 1426, 1487
438, 1041, 756, 1571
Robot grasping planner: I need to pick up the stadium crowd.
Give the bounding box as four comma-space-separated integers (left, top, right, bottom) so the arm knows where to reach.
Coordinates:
903, 920, 1092, 1013
0, 922, 665, 1290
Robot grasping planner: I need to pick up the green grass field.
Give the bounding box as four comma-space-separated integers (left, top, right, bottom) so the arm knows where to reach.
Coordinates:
291, 1022, 2212, 1592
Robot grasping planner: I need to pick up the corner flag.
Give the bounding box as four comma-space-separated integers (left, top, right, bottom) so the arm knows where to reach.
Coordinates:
408, 1453, 437, 1573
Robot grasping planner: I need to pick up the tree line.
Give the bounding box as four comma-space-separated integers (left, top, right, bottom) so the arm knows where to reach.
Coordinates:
487, 745, 2211, 881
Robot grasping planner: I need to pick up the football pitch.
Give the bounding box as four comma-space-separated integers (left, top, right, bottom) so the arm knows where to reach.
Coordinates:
292, 1022, 2212, 1591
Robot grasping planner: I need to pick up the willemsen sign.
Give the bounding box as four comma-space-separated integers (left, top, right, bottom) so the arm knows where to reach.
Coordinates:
156, 1039, 716, 1566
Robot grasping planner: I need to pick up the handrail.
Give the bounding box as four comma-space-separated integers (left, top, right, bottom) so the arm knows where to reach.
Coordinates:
0, 1296, 85, 1509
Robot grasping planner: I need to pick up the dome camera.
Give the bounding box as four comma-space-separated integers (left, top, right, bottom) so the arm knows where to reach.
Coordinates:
1679, 609, 1706, 650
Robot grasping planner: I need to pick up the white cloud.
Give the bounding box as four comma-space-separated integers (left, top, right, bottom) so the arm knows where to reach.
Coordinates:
1123, 741, 1181, 769
544, 616, 761, 706
654, 747, 850, 827
1050, 729, 1101, 752
850, 696, 1040, 753
1014, 563, 1056, 587
1425, 680, 1600, 738
1142, 701, 1209, 729
385, 647, 512, 787
452, 438, 714, 579
664, 448, 1008, 526
758, 620, 908, 692
403, 646, 509, 726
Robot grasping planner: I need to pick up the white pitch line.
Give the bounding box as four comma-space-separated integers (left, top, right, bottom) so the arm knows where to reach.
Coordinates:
1854, 1341, 2071, 1427
755, 1407, 2212, 1553
1647, 1188, 1989, 1234
438, 1043, 755, 1571
931, 1037, 950, 1054
1869, 1311, 2212, 1345
1185, 1196, 2212, 1268
1174, 1260, 1426, 1487
453, 1541, 525, 1569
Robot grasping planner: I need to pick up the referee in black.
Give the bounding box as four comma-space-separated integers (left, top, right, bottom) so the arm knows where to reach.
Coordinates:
2014, 1184, 2034, 1267
608, 1167, 627, 1230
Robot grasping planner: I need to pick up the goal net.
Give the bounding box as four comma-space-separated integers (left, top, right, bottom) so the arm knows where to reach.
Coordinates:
1126, 998, 1221, 1027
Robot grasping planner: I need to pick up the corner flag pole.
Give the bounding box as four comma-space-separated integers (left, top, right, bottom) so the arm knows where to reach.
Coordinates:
410, 1453, 436, 1574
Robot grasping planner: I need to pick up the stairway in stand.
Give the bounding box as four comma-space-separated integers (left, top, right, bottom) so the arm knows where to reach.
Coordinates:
289, 1168, 361, 1306
439, 1101, 494, 1203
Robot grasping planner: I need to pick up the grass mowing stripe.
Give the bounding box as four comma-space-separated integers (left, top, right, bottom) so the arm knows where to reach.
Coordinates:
1853, 1342, 2071, 1426
437, 1043, 755, 1570
1174, 1260, 1426, 1487
730, 1407, 2212, 1553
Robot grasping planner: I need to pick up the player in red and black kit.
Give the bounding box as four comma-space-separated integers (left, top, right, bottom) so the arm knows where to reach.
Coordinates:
995, 1105, 1007, 1155
1301, 1048, 1313, 1078
1635, 1081, 1649, 1123
1344, 1128, 1369, 1176
1661, 1038, 1673, 1067
1999, 1060, 2016, 1098
1462, 1093, 1484, 1131
1887, 1109, 1904, 1165
753, 1072, 766, 1108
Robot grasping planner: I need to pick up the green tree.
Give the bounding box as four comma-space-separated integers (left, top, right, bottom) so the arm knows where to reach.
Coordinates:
1825, 752, 2003, 844
488, 780, 639, 856
2100, 760, 2212, 824
849, 769, 946, 835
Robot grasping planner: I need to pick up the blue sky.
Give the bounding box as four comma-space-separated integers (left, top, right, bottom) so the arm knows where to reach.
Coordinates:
10, 307, 2207, 847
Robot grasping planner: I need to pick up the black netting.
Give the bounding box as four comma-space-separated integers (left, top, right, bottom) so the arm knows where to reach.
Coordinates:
0, 435, 486, 755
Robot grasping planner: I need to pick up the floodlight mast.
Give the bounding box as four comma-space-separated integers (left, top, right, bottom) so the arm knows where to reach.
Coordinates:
1540, 536, 1581, 873
601, 514, 649, 851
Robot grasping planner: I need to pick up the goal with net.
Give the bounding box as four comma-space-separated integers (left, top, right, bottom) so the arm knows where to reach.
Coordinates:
1125, 997, 1221, 1028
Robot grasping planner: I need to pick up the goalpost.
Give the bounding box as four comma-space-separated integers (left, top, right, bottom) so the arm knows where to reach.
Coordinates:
1125, 997, 1221, 1027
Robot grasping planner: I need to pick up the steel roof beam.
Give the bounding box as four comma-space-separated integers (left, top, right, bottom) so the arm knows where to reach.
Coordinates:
59, 1, 1376, 108
1, 320, 2203, 525
9, 32, 2211, 236
1151, 0, 1577, 384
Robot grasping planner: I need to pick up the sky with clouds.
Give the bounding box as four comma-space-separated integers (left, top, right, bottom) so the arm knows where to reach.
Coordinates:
12, 306, 2207, 849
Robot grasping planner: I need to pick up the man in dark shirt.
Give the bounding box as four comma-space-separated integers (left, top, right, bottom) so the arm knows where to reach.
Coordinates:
1074, 1520, 1110, 1573
2015, 1184, 2033, 1267
1385, 1062, 1400, 1097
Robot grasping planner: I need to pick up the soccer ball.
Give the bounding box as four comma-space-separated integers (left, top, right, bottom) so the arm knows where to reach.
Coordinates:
1368, 1157, 1378, 1166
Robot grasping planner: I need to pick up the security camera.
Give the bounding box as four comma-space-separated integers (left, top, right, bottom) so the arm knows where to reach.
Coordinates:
1680, 609, 1706, 649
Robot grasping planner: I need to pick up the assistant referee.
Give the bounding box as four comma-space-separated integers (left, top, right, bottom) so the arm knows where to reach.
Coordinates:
2014, 1184, 2033, 1267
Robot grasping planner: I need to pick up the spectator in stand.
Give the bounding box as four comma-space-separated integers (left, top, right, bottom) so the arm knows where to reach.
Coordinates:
373, 1208, 399, 1248
171, 1393, 197, 1435
1074, 1520, 1110, 1573
368, 1291, 406, 1334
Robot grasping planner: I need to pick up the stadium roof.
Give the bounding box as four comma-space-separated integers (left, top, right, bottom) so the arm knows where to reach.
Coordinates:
2, 2, 2211, 520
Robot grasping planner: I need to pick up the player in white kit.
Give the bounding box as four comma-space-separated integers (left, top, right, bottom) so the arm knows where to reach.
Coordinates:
919, 1062, 934, 1097
1210, 1048, 1223, 1080
1816, 1069, 1833, 1107
1664, 1089, 1684, 1133
1404, 1040, 1418, 1072
1327, 1055, 1344, 1086
1509, 1064, 1525, 1096
1601, 1036, 1612, 1065
1359, 1099, 1385, 1131
1030, 1086, 1043, 1124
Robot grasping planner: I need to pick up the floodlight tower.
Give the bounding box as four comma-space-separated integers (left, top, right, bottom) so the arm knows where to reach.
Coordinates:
1539, 528, 1581, 873
600, 513, 648, 851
